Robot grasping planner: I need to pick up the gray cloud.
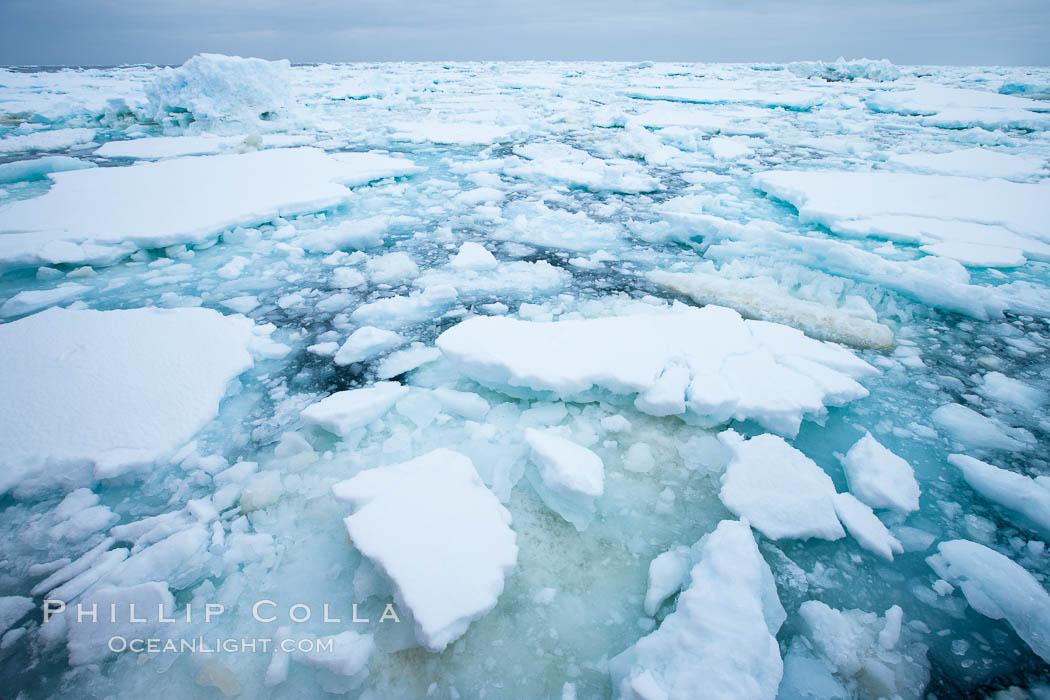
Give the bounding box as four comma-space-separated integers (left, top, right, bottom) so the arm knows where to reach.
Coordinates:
1, 0, 1048, 66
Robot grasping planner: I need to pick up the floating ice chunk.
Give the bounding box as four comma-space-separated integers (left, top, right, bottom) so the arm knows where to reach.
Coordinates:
300, 382, 409, 437
0, 155, 94, 183
219, 295, 259, 314
931, 403, 1034, 452
0, 128, 95, 154
648, 270, 894, 350
524, 428, 604, 531
506, 142, 660, 194
887, 148, 1046, 180
495, 201, 622, 252
436, 305, 875, 436
718, 431, 845, 541
838, 433, 920, 514
788, 58, 901, 82
63, 581, 175, 665
143, 53, 292, 127
332, 449, 517, 652
415, 258, 568, 296
0, 307, 266, 495
390, 121, 516, 145
0, 148, 417, 271
366, 252, 419, 284
643, 545, 694, 616
949, 454, 1050, 537
350, 285, 459, 328
331, 267, 367, 288
609, 519, 785, 700
95, 135, 240, 159
0, 283, 89, 319
375, 344, 441, 379
0, 596, 34, 637
301, 215, 402, 254
927, 539, 1050, 663
833, 492, 903, 561
450, 241, 498, 270
623, 442, 656, 474
293, 630, 374, 691
334, 327, 405, 366
431, 388, 490, 421
797, 601, 929, 699
708, 136, 754, 160
977, 372, 1047, 412
633, 365, 690, 417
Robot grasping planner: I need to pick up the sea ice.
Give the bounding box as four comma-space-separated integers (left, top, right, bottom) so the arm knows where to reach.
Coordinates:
436, 304, 876, 436
838, 433, 921, 514
928, 540, 1050, 663
609, 519, 785, 700
299, 382, 409, 436
332, 449, 517, 652
718, 431, 845, 541
949, 454, 1050, 537
0, 148, 422, 271
0, 307, 270, 496
524, 428, 605, 531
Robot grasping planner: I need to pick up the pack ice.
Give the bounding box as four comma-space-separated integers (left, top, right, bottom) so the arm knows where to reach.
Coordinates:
1, 53, 1050, 700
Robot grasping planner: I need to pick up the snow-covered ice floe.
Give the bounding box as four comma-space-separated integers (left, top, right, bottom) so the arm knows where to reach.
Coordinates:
437, 304, 876, 436
2, 55, 1050, 699
332, 449, 517, 652
0, 307, 277, 496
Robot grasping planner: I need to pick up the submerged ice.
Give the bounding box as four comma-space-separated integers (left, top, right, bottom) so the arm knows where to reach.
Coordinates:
1, 53, 1050, 699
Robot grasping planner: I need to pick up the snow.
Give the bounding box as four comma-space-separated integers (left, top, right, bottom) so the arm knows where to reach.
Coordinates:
949, 454, 1050, 537
0, 307, 268, 496
833, 492, 903, 561
332, 448, 517, 652
299, 382, 409, 436
931, 403, 1034, 452
0, 147, 421, 271
838, 433, 921, 514
609, 519, 786, 700
524, 428, 605, 531
436, 305, 876, 436
928, 539, 1050, 663
718, 431, 845, 541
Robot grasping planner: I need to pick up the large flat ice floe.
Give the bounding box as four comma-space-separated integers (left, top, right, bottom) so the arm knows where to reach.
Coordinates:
754, 170, 1050, 269
0, 307, 271, 496
0, 147, 422, 270
609, 519, 785, 700
332, 449, 518, 652
436, 305, 877, 436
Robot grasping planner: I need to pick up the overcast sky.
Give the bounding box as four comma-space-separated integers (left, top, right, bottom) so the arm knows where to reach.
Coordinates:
2, 0, 1049, 67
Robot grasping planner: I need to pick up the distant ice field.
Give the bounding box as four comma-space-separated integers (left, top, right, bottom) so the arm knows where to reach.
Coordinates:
1, 54, 1049, 699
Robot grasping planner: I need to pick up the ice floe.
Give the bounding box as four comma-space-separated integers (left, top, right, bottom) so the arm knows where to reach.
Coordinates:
609, 519, 785, 700
437, 305, 876, 436
332, 448, 517, 652
0, 307, 272, 496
